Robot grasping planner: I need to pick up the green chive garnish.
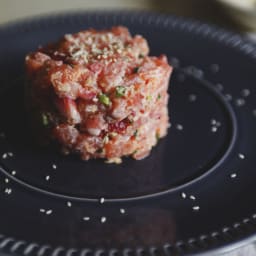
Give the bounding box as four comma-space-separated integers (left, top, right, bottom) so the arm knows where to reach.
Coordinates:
115, 86, 126, 98
99, 94, 111, 106
42, 113, 49, 126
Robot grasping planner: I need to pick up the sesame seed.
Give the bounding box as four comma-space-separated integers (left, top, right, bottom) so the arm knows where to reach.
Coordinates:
46, 210, 52, 215
0, 132, 5, 139
238, 153, 245, 159
67, 201, 72, 207
7, 152, 13, 157
210, 64, 219, 73
190, 195, 196, 200
211, 119, 217, 125
120, 208, 126, 214
253, 109, 256, 117
40, 209, 45, 213
193, 69, 204, 79
5, 178, 9, 183
225, 94, 232, 101
11, 170, 16, 176
176, 124, 183, 131
4, 188, 12, 194
181, 192, 187, 199
45, 175, 50, 181
235, 98, 245, 107
188, 94, 197, 102
215, 121, 221, 127
241, 89, 250, 97
216, 83, 224, 91
2, 153, 7, 159
100, 197, 105, 204
83, 216, 90, 221
192, 206, 200, 211
52, 164, 57, 169
230, 173, 237, 179
101, 216, 107, 223
211, 126, 218, 133
92, 97, 99, 103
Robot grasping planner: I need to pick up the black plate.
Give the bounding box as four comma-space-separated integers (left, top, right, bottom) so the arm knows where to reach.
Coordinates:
0, 11, 256, 256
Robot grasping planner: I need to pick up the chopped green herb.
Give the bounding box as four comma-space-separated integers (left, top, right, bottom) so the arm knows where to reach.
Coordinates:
157, 94, 161, 100
133, 67, 139, 73
99, 94, 111, 106
146, 95, 152, 101
134, 129, 138, 138
42, 113, 49, 126
115, 86, 126, 98
132, 149, 138, 155
138, 53, 144, 58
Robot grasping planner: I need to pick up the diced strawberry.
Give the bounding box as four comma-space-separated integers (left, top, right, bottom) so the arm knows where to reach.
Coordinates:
108, 118, 131, 133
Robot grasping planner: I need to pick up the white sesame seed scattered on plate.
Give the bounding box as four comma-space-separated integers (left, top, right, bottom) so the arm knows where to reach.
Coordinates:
215, 121, 221, 127
40, 209, 45, 213
235, 98, 245, 107
241, 89, 250, 97
52, 164, 57, 169
5, 178, 9, 183
45, 175, 50, 181
7, 152, 13, 157
238, 153, 245, 160
225, 94, 232, 101
188, 94, 197, 102
230, 173, 237, 179
253, 109, 256, 117
216, 83, 224, 91
190, 195, 196, 200
120, 208, 126, 214
100, 197, 105, 204
83, 216, 90, 221
192, 206, 200, 211
2, 153, 7, 159
211, 119, 217, 125
4, 188, 12, 195
11, 170, 16, 176
193, 69, 204, 79
67, 201, 72, 207
181, 192, 187, 199
101, 216, 107, 223
211, 126, 218, 133
176, 124, 183, 131
46, 210, 52, 215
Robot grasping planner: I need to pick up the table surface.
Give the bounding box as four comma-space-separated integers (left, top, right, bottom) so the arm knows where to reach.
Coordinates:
0, 1, 256, 255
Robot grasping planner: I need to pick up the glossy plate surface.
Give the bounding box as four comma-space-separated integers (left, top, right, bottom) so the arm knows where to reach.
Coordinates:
0, 11, 256, 256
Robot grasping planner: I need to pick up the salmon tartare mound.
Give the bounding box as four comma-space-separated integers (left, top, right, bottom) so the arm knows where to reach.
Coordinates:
25, 26, 172, 162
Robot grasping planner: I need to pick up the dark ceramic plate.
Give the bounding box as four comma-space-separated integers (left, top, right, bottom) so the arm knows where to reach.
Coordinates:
0, 11, 256, 256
